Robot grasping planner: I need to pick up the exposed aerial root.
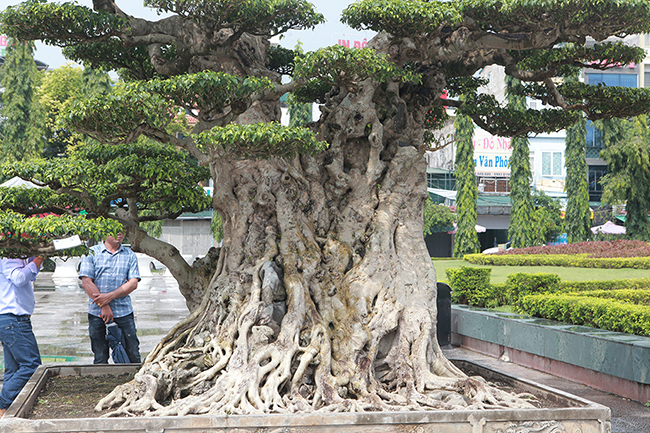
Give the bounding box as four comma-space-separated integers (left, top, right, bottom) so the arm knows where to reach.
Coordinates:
96, 326, 537, 417
95, 260, 537, 417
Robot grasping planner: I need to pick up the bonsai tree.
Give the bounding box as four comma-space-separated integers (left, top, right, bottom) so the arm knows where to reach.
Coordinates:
3, 0, 650, 417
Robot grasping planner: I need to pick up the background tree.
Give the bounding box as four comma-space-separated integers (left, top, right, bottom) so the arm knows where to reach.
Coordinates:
505, 75, 537, 248
4, 0, 650, 417
453, 112, 479, 257
287, 94, 313, 127
82, 67, 113, 98
564, 112, 592, 243
0, 38, 45, 163
531, 190, 563, 244
423, 198, 455, 236
600, 115, 650, 239
287, 43, 313, 128
37, 64, 83, 158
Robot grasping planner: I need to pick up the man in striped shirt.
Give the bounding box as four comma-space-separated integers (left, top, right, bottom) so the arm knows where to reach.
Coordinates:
79, 233, 141, 364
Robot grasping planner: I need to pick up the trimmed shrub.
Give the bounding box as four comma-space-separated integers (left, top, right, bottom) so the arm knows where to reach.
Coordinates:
464, 253, 650, 269
505, 273, 561, 305
518, 294, 650, 337
446, 266, 495, 307
560, 278, 650, 293
490, 282, 509, 307
564, 289, 650, 305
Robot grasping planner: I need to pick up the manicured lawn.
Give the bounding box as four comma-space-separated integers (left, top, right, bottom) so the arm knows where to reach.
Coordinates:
432, 259, 650, 284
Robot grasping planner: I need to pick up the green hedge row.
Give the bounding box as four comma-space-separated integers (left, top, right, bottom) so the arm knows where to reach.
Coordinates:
445, 267, 560, 308
464, 253, 650, 269
564, 289, 650, 305
444, 266, 650, 337
518, 294, 650, 337
559, 278, 650, 293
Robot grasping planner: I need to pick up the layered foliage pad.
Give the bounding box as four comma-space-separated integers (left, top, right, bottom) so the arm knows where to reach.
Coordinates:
66, 71, 276, 144
343, 0, 650, 37
0, 210, 121, 258
0, 140, 211, 255
2, 0, 650, 136
1, 0, 126, 44
195, 123, 328, 159
144, 0, 324, 36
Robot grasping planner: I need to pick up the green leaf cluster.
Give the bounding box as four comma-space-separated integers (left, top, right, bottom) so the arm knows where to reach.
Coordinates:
458, 0, 650, 35
528, 81, 650, 121
294, 45, 420, 91
462, 93, 580, 136
65, 71, 274, 143
0, 210, 122, 258
66, 90, 173, 144
464, 253, 650, 269
1, 139, 212, 220
136, 71, 274, 114
144, 0, 324, 36
516, 42, 644, 74
0, 0, 126, 45
194, 122, 327, 159
423, 198, 455, 236
564, 289, 650, 305
342, 0, 462, 36
518, 293, 650, 337
446, 266, 493, 306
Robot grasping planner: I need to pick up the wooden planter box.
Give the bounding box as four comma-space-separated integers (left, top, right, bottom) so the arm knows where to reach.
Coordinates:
3, 361, 611, 433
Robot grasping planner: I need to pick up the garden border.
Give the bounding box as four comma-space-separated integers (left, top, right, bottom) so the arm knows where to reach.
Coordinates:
452, 304, 650, 403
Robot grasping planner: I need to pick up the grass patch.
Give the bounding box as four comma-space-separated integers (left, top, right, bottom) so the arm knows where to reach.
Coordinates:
433, 259, 650, 284
490, 305, 516, 313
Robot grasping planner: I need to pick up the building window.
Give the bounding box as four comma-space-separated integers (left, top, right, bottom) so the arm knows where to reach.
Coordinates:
541, 152, 562, 176
427, 171, 455, 191
588, 165, 607, 201
585, 73, 636, 147
476, 177, 510, 193
587, 73, 637, 88
529, 155, 535, 177
586, 120, 604, 148
552, 152, 562, 175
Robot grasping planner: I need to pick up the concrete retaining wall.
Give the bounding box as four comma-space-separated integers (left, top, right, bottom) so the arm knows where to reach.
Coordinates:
452, 304, 650, 403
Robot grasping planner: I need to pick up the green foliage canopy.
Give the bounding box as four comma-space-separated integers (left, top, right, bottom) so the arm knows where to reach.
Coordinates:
0, 139, 212, 255
423, 199, 455, 236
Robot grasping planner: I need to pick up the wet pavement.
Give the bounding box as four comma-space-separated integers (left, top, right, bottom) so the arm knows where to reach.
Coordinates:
1, 273, 649, 432
1, 271, 190, 367
444, 347, 650, 433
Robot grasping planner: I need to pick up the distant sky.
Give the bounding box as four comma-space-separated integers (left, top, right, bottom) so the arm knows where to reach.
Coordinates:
0, 0, 375, 70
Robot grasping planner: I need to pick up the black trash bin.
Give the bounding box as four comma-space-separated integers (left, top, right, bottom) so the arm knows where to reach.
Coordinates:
436, 282, 452, 349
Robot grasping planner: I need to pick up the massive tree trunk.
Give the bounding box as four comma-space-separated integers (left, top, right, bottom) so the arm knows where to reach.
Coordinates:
97, 78, 534, 416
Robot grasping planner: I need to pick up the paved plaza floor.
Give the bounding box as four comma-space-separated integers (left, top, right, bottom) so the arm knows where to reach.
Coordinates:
1, 271, 190, 367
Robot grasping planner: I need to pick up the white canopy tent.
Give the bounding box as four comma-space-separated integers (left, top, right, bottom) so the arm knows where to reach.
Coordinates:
591, 220, 626, 235
0, 176, 40, 189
